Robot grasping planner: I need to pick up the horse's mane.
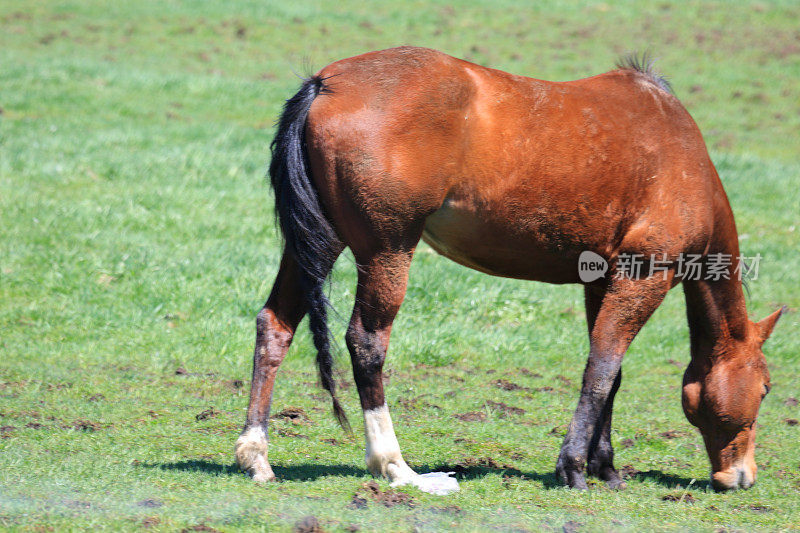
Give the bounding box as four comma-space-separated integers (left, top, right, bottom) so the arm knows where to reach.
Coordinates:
616, 52, 673, 94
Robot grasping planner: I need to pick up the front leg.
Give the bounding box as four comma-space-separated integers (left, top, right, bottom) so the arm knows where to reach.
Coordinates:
557, 275, 671, 488
586, 369, 625, 489
581, 287, 625, 488
556, 353, 623, 489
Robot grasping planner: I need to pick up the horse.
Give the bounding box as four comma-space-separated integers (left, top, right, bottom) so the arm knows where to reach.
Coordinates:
235, 46, 784, 493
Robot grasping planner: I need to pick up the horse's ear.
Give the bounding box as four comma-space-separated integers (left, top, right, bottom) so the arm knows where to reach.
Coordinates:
756, 306, 786, 345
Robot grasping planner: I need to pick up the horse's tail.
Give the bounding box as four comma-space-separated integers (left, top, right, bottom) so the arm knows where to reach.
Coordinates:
268, 75, 350, 432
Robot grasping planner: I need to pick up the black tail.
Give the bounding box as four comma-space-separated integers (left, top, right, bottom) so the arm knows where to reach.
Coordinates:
268, 75, 350, 432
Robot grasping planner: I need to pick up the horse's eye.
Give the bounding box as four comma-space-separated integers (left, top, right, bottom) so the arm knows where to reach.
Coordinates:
763, 383, 771, 396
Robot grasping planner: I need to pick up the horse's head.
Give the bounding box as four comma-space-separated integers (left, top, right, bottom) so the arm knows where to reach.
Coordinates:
681, 307, 784, 490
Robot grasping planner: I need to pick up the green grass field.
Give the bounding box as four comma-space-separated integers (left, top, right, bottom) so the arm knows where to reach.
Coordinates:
1, 0, 799, 531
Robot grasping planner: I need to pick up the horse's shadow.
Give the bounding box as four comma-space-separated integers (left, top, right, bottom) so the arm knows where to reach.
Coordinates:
633, 470, 710, 490
136, 460, 362, 481
137, 460, 707, 490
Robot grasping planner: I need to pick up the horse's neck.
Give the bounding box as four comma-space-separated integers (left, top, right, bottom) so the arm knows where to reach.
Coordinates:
682, 230, 750, 363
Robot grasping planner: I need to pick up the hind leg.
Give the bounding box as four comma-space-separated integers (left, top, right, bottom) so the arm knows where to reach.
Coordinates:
346, 249, 459, 495
583, 286, 626, 489
236, 252, 314, 481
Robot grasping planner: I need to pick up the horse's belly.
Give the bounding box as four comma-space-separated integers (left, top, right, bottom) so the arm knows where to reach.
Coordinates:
421, 199, 580, 283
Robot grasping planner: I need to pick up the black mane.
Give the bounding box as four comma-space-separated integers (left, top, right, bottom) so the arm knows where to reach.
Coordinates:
616, 52, 673, 94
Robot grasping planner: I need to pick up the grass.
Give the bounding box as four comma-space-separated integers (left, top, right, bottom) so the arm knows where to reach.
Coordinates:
1, 0, 799, 530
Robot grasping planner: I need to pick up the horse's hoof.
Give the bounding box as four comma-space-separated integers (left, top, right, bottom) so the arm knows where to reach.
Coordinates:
605, 478, 627, 490
595, 465, 626, 490
235, 426, 274, 482
570, 476, 589, 490
556, 466, 588, 489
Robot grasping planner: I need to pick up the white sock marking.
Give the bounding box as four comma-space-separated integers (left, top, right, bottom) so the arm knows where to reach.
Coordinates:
362, 404, 459, 495
234, 426, 274, 482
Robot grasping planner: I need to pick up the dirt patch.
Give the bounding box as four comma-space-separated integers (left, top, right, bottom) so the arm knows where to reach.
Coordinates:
667, 359, 683, 367
784, 418, 798, 426
619, 465, 641, 479
72, 420, 103, 432
746, 504, 771, 513
397, 395, 441, 411
484, 400, 525, 417
0, 426, 16, 438
452, 457, 517, 476
347, 494, 368, 510
137, 498, 162, 508
454, 411, 486, 422
46, 382, 73, 391
518, 368, 542, 378
65, 499, 91, 509
493, 379, 531, 392
25, 422, 44, 429
321, 438, 339, 445
293, 516, 324, 533
549, 424, 568, 436
666, 457, 691, 469
275, 427, 308, 438
662, 492, 697, 503
87, 393, 105, 402
535, 386, 555, 393
556, 375, 573, 387
142, 516, 160, 528
658, 430, 689, 439
562, 521, 583, 533
181, 525, 220, 533
458, 457, 503, 469
430, 505, 463, 515
195, 408, 219, 421
356, 481, 415, 508
272, 407, 310, 425
620, 438, 635, 448
175, 368, 216, 378
784, 397, 798, 407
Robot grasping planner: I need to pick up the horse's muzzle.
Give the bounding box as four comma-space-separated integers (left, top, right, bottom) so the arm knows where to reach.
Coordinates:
711, 465, 756, 491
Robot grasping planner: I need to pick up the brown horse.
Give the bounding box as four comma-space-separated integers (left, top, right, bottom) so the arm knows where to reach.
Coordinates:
235, 46, 784, 493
